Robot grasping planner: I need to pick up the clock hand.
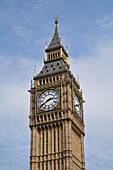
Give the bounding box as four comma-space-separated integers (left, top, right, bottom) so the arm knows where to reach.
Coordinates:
40, 97, 54, 108
45, 97, 54, 104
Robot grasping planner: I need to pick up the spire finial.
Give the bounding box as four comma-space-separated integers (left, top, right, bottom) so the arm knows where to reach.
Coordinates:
77, 75, 80, 85
31, 79, 32, 88
33, 66, 37, 77
45, 40, 47, 49
54, 13, 58, 24
77, 75, 79, 81
45, 40, 47, 45
66, 45, 68, 53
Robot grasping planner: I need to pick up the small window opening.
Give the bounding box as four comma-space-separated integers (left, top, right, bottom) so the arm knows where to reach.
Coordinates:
40, 80, 42, 85
59, 112, 62, 118
44, 115, 47, 121
50, 77, 52, 82
46, 78, 48, 83
37, 116, 40, 122
56, 53, 57, 58
52, 114, 54, 120
57, 76, 59, 81
53, 53, 55, 59
58, 52, 60, 57
51, 54, 52, 60
48, 55, 50, 60
43, 79, 45, 84
53, 77, 55, 81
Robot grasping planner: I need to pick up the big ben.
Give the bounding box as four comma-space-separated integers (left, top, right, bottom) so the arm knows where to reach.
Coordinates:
29, 15, 85, 170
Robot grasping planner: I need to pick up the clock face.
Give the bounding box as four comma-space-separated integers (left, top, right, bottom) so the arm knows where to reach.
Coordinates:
73, 94, 81, 117
38, 89, 59, 110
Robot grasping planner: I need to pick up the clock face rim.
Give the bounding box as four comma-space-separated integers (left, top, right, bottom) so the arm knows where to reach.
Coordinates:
73, 93, 81, 117
38, 89, 60, 111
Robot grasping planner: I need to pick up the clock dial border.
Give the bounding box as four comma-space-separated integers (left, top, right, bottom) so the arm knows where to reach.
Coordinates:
37, 86, 61, 113
38, 89, 59, 111
73, 92, 81, 117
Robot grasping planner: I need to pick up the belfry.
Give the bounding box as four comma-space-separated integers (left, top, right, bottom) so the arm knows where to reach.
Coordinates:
29, 15, 85, 170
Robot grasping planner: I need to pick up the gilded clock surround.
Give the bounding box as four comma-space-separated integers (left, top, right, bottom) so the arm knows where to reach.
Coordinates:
37, 86, 61, 113
29, 15, 85, 170
72, 91, 82, 118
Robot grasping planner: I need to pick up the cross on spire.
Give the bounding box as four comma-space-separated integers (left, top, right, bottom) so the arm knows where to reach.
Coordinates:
54, 13, 58, 24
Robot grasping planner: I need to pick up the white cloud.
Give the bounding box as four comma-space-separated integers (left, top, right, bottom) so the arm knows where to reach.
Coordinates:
0, 82, 29, 170
13, 26, 33, 38
0, 55, 43, 82
96, 12, 113, 28
1, 3, 113, 169
70, 38, 113, 170
1, 35, 113, 169
0, 55, 43, 170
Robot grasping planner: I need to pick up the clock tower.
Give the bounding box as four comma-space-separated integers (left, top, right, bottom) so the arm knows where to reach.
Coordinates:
29, 15, 85, 170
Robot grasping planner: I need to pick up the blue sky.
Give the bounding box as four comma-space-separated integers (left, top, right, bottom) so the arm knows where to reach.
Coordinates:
0, 0, 113, 170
